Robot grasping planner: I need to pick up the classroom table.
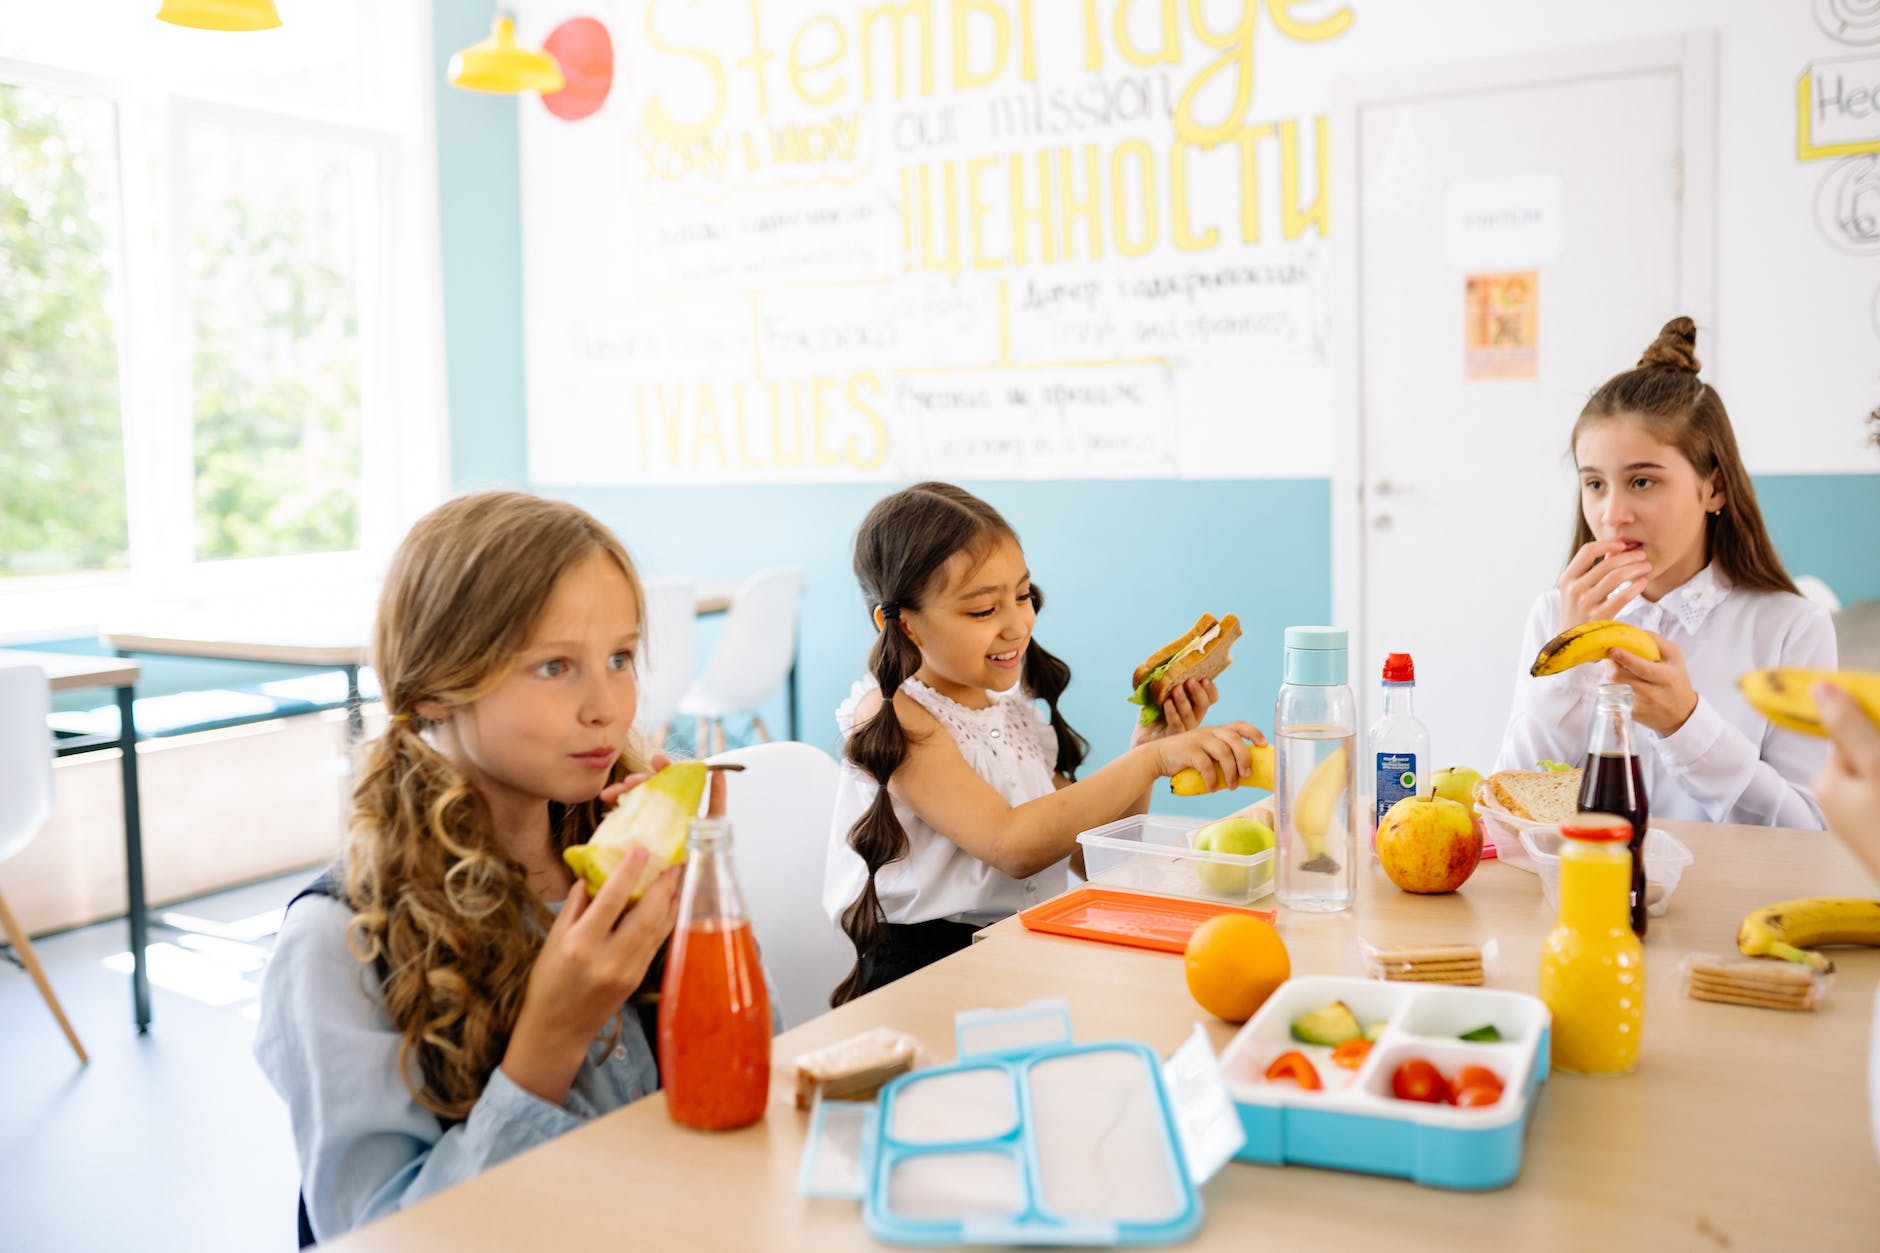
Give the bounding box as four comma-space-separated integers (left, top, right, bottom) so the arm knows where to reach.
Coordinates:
98, 578, 757, 742
320, 818, 1880, 1252
1, 649, 151, 1030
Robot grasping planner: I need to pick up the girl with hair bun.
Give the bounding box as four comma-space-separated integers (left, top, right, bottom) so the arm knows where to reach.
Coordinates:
1496, 318, 1836, 827
257, 490, 726, 1242
823, 482, 1262, 1003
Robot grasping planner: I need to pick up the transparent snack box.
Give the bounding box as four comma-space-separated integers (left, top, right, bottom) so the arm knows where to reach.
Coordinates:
1518, 825, 1693, 918
1218, 975, 1551, 1189
1076, 814, 1275, 907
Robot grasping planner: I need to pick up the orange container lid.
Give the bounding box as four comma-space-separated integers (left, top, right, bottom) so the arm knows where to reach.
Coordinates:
1019, 885, 1277, 954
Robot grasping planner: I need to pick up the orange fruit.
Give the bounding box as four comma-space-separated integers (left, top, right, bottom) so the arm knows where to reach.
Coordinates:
1183, 913, 1290, 1022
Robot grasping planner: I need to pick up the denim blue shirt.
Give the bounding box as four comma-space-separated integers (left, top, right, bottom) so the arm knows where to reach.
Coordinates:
253, 894, 659, 1243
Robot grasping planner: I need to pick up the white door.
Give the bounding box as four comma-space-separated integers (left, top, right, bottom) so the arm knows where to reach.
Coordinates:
1334, 36, 1716, 773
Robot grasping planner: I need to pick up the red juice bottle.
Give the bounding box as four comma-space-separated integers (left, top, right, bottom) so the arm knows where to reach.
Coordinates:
657, 817, 771, 1130
1576, 684, 1650, 938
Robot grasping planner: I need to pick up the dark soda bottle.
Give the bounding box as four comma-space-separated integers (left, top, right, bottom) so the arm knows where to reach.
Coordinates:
1577, 684, 1650, 938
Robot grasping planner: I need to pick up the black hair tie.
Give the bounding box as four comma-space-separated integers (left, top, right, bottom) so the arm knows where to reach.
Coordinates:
879, 601, 901, 621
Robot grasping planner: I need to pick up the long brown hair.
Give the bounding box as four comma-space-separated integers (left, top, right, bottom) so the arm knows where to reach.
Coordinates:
344, 491, 650, 1120
1567, 316, 1797, 596
830, 482, 1087, 1006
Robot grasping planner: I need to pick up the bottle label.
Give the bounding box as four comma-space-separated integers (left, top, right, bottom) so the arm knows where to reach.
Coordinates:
1375, 753, 1417, 823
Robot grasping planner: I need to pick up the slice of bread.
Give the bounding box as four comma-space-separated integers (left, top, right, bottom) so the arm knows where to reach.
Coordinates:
1134, 614, 1218, 689
1487, 768, 1583, 822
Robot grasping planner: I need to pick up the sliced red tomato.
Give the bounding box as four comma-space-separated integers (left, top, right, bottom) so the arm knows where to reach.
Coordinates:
1264, 1050, 1323, 1090
1330, 1037, 1373, 1070
1452, 1065, 1504, 1097
1390, 1058, 1449, 1104
1452, 1083, 1502, 1108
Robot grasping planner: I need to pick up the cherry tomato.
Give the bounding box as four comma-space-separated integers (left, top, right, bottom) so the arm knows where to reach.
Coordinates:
1330, 1038, 1373, 1070
1452, 1083, 1502, 1108
1390, 1058, 1449, 1104
1452, 1065, 1504, 1097
1264, 1050, 1323, 1090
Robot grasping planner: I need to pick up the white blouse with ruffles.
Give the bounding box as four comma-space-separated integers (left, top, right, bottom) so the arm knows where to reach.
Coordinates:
822, 676, 1064, 929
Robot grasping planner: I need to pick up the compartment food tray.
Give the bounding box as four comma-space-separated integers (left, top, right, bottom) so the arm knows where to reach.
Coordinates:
1219, 975, 1551, 1190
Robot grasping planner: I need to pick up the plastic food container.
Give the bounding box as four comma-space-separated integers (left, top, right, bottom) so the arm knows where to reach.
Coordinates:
1219, 975, 1551, 1190
1471, 782, 1556, 870
1076, 814, 1275, 907
1518, 825, 1692, 917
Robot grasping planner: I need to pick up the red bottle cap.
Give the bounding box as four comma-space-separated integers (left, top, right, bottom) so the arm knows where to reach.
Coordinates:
1382, 652, 1415, 682
1559, 812, 1632, 842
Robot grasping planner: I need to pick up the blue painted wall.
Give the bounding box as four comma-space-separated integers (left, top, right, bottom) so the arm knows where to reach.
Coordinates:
427, 2, 1874, 820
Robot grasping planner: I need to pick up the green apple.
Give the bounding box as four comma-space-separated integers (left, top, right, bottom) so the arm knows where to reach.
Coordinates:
1431, 765, 1484, 809
1192, 816, 1276, 895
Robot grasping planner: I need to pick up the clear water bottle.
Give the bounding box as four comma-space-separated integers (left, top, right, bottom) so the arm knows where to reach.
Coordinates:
1369, 651, 1431, 840
1274, 627, 1358, 913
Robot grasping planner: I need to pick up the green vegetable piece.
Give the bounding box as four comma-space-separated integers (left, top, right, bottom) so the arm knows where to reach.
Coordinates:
1291, 1001, 1363, 1046
1459, 1024, 1503, 1042
1363, 1020, 1388, 1043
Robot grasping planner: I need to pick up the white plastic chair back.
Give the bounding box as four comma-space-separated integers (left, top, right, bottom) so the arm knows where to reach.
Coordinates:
679, 567, 804, 719
635, 578, 697, 738
0, 663, 55, 865
711, 741, 850, 1029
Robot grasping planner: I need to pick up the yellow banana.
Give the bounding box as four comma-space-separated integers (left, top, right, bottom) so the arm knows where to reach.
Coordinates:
1737, 897, 1880, 972
1529, 619, 1662, 677
1736, 668, 1880, 737
1292, 744, 1349, 869
1170, 741, 1276, 796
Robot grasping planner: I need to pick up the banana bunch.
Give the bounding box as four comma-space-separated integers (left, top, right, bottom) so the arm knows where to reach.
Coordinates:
1529, 619, 1662, 677
1737, 897, 1880, 972
1737, 668, 1880, 737
1292, 744, 1349, 871
563, 760, 708, 900
1170, 741, 1276, 796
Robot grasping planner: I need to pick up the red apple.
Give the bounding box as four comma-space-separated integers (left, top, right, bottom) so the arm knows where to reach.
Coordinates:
1376, 794, 1483, 893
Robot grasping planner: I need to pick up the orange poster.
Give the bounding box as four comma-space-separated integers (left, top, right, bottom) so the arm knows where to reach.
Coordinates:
1464, 270, 1539, 380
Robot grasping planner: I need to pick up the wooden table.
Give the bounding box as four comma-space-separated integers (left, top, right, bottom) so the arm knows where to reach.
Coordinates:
323, 819, 1880, 1251
1, 650, 151, 1030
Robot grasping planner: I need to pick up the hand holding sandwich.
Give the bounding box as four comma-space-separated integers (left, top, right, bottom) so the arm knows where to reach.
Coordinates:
1130, 676, 1218, 745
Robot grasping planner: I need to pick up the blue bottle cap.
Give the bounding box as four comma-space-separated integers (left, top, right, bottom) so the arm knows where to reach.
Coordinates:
1282, 626, 1348, 686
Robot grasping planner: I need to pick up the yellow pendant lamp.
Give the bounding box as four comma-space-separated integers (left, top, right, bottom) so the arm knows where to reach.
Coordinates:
155, 0, 282, 31
449, 14, 565, 95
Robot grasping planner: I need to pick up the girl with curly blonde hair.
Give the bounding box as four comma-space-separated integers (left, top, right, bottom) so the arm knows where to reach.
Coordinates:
257, 491, 715, 1242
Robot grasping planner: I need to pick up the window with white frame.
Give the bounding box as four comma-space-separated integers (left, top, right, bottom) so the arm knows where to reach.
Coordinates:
0, 1, 443, 633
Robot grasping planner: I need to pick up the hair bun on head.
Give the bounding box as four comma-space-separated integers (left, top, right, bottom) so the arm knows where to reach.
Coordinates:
1637, 316, 1700, 374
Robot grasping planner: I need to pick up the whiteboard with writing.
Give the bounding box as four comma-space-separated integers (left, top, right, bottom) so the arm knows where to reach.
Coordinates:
518, 0, 1349, 484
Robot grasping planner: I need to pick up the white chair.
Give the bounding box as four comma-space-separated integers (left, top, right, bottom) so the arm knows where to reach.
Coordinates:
0, 663, 88, 1063
635, 578, 697, 752
712, 741, 851, 1029
678, 567, 804, 755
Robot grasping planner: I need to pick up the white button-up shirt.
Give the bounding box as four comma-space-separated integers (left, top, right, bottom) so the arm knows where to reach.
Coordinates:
1496, 565, 1835, 829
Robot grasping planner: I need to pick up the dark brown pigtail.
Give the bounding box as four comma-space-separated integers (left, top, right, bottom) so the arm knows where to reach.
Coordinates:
1021, 585, 1088, 779
831, 612, 923, 1006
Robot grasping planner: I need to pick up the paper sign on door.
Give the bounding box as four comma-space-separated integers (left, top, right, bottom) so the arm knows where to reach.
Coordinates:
1464, 271, 1539, 381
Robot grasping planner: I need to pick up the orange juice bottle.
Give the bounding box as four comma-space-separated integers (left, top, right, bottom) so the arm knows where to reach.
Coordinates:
658, 817, 771, 1129
1539, 812, 1644, 1075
